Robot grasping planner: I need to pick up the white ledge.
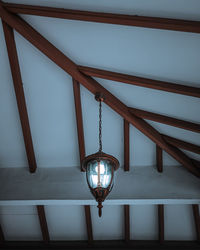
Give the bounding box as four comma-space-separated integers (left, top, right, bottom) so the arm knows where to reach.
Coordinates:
0, 166, 200, 205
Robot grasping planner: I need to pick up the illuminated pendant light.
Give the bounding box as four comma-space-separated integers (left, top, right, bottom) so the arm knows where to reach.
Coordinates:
82, 93, 119, 217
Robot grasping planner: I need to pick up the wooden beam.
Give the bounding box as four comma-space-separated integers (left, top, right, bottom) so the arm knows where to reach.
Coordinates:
0, 224, 5, 242
84, 206, 93, 243
3, 2, 200, 34
124, 119, 130, 171
1, 6, 199, 178
192, 205, 200, 242
124, 205, 130, 242
79, 66, 200, 99
37, 205, 50, 243
156, 145, 163, 173
158, 205, 164, 243
72, 79, 85, 171
162, 134, 200, 155
2, 20, 37, 173
129, 107, 200, 133
1, 240, 200, 249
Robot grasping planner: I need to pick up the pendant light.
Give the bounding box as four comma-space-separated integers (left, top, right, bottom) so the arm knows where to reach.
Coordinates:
82, 93, 119, 217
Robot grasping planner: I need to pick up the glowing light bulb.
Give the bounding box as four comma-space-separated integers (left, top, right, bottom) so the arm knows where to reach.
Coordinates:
95, 163, 105, 174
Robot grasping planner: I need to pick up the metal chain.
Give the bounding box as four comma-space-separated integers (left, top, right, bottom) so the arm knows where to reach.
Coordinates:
99, 100, 102, 152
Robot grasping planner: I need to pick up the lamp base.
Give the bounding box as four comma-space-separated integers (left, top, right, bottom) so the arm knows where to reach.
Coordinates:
97, 201, 103, 217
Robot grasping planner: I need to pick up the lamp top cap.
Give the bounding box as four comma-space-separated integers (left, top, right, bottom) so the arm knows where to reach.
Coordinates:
82, 151, 119, 171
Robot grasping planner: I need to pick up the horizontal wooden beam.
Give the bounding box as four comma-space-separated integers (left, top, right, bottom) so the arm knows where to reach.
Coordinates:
1, 5, 199, 177
162, 134, 200, 155
37, 205, 50, 243
192, 205, 200, 242
73, 79, 85, 171
129, 108, 200, 133
156, 146, 163, 173
124, 119, 130, 171
84, 205, 93, 243
3, 2, 200, 33
158, 205, 164, 243
79, 66, 200, 99
2, 20, 37, 173
1, 240, 200, 249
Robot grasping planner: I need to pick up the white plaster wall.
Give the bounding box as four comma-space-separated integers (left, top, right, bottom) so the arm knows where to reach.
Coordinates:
0, 204, 199, 241
130, 205, 157, 240
45, 205, 87, 240
91, 205, 123, 240
0, 206, 42, 240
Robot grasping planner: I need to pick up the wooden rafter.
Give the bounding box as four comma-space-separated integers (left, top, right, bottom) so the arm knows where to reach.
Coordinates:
2, 20, 37, 173
158, 205, 164, 243
0, 5, 199, 177
3, 2, 200, 34
192, 205, 200, 242
84, 205, 93, 243
37, 205, 50, 243
79, 66, 200, 99
163, 134, 200, 155
156, 145, 163, 173
124, 205, 130, 242
73, 79, 85, 171
124, 120, 130, 171
129, 108, 200, 133
0, 224, 4, 242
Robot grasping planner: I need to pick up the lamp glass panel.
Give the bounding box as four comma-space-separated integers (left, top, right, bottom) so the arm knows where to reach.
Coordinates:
86, 159, 113, 188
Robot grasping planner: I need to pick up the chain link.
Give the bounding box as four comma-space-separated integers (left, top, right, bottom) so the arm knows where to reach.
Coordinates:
99, 100, 102, 152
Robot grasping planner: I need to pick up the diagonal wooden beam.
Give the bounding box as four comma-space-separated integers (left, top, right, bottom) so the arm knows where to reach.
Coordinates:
124, 119, 130, 171
37, 205, 50, 243
0, 6, 199, 177
124, 205, 130, 242
192, 205, 200, 242
72, 79, 85, 171
0, 224, 5, 242
84, 205, 93, 243
2, 20, 37, 173
79, 66, 200, 99
158, 205, 164, 243
3, 2, 200, 34
162, 134, 200, 155
129, 108, 200, 133
156, 145, 163, 173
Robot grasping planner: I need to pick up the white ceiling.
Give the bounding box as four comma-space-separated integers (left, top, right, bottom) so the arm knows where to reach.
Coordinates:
0, 0, 200, 169
0, 0, 200, 242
